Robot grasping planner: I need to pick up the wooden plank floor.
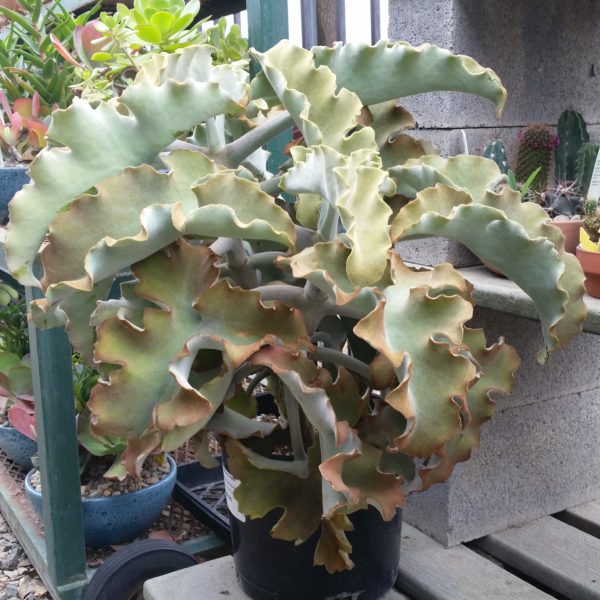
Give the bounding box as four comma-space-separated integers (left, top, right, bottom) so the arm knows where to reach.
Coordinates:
396, 501, 600, 600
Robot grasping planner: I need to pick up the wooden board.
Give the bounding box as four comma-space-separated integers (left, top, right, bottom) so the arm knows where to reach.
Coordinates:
560, 501, 600, 539
396, 524, 550, 599
476, 516, 600, 600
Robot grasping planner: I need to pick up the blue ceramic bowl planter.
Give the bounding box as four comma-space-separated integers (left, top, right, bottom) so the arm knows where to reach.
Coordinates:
0, 166, 29, 224
0, 423, 37, 470
25, 454, 177, 547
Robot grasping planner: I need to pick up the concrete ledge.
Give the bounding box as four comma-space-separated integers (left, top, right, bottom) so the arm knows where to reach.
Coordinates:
461, 266, 600, 335
143, 555, 407, 599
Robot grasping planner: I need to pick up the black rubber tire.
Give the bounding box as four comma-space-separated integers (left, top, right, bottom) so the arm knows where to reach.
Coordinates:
84, 539, 198, 600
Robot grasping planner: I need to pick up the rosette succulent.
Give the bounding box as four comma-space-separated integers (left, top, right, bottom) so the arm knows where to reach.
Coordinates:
5, 40, 586, 571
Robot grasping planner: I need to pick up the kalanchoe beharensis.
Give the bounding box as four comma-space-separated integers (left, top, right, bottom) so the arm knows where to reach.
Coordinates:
5, 40, 586, 571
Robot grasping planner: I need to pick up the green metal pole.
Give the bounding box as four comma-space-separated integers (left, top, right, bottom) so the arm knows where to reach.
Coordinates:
26, 286, 88, 600
247, 0, 291, 175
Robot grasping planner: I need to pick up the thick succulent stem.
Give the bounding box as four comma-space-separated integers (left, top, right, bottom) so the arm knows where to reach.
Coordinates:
225, 238, 257, 289
205, 117, 224, 153
222, 111, 294, 167
259, 175, 283, 197
318, 201, 339, 241
308, 346, 371, 381
248, 251, 287, 268
284, 386, 307, 462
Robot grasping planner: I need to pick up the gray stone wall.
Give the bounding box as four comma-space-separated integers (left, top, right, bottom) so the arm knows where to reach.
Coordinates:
388, 0, 600, 159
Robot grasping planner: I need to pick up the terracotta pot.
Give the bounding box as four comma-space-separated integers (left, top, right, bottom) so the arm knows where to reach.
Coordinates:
552, 219, 582, 254
576, 245, 600, 298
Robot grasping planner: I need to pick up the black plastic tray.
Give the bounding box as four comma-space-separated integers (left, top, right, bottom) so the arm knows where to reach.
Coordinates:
173, 459, 231, 543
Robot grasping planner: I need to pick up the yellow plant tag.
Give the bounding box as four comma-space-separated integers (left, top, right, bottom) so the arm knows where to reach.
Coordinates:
580, 227, 600, 252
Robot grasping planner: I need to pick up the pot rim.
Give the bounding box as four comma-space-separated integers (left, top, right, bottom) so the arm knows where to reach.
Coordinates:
576, 244, 600, 256
24, 453, 177, 504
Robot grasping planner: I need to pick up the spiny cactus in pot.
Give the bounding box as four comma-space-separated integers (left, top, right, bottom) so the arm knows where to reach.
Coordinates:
555, 110, 589, 183
542, 181, 583, 254
576, 142, 600, 199
5, 39, 586, 599
483, 138, 510, 174
515, 123, 558, 192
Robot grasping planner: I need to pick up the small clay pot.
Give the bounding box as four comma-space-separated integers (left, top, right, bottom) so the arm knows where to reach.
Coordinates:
552, 219, 582, 255
576, 245, 600, 298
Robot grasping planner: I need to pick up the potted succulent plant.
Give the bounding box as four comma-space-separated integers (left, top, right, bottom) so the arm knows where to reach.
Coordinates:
5, 38, 586, 599
12, 358, 179, 547
7, 353, 178, 547
0, 350, 37, 469
0, 278, 37, 469
577, 200, 600, 297
542, 182, 583, 254
0, 0, 94, 222
0, 91, 48, 223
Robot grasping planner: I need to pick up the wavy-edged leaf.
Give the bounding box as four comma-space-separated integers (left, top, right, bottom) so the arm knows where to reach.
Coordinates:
41, 151, 216, 293
354, 256, 476, 457
278, 241, 380, 314
249, 346, 360, 516
90, 240, 310, 448
226, 437, 322, 543
89, 241, 219, 439
135, 44, 249, 102
174, 172, 296, 249
282, 145, 392, 286
389, 155, 503, 200
392, 184, 586, 360
312, 41, 507, 113
253, 41, 374, 153
6, 46, 244, 285
418, 327, 519, 490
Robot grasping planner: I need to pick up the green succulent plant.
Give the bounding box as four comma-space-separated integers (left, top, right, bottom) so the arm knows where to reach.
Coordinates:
5, 40, 586, 572
0, 0, 95, 108
0, 279, 28, 358
0, 351, 33, 432
63, 0, 245, 102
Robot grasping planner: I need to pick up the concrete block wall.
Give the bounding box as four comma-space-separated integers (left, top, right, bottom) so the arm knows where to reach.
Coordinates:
388, 0, 600, 160
404, 307, 600, 546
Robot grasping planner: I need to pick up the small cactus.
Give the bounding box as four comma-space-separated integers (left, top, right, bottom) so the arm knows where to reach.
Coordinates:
515, 124, 558, 192
583, 200, 600, 242
543, 182, 582, 218
483, 139, 510, 174
575, 142, 599, 198
555, 110, 589, 182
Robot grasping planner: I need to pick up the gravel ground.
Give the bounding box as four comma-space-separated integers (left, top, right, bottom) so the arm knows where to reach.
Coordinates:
0, 510, 50, 600
0, 496, 210, 599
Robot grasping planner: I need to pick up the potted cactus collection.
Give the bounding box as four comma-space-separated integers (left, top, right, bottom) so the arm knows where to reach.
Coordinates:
482, 109, 600, 260
3, 26, 587, 598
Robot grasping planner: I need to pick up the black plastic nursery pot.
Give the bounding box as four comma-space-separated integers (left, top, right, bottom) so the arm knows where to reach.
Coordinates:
229, 500, 402, 600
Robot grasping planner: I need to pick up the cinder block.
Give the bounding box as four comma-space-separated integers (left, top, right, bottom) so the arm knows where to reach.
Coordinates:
404, 307, 600, 546
388, 0, 600, 128
396, 238, 481, 268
